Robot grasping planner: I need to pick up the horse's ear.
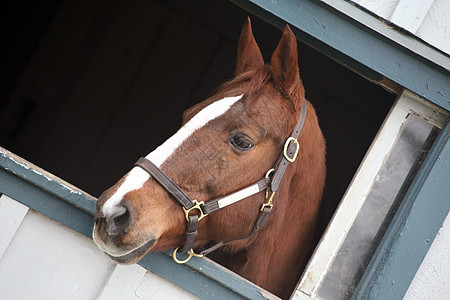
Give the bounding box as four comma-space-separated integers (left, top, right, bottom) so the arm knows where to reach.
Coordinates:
235, 17, 264, 75
271, 25, 304, 106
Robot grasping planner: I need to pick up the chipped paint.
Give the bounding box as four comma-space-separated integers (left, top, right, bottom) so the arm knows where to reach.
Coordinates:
0, 147, 96, 215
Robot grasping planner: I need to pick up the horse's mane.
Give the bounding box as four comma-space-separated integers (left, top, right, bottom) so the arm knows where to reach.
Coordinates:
219, 64, 303, 111
219, 65, 274, 96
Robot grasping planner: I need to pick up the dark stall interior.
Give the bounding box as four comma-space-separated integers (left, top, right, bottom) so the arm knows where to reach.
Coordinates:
1, 0, 396, 236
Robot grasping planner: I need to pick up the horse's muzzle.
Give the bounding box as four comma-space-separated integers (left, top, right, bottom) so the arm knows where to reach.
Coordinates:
93, 203, 158, 264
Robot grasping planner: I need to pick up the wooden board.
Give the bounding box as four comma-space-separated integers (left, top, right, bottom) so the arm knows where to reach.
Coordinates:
0, 196, 198, 299
0, 195, 29, 259
390, 0, 434, 34
404, 212, 450, 299
0, 209, 114, 299
350, 0, 398, 20
99, 264, 198, 299
416, 0, 450, 55
351, 0, 450, 55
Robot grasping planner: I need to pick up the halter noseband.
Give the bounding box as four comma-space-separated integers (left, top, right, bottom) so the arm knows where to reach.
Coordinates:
135, 99, 307, 264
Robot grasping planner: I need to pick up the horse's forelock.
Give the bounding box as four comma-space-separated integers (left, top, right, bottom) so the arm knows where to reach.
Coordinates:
219, 65, 273, 96
219, 66, 298, 138
220, 65, 301, 109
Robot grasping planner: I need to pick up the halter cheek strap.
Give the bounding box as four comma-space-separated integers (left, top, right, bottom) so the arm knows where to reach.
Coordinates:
134, 157, 200, 253
271, 98, 308, 193
135, 99, 308, 263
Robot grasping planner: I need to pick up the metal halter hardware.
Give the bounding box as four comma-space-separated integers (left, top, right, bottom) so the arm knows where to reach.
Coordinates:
261, 168, 275, 211
135, 100, 307, 264
173, 248, 204, 264
183, 200, 208, 222
284, 137, 300, 162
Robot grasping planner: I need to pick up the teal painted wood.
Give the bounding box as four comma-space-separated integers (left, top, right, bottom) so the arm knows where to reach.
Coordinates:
352, 121, 450, 300
0, 147, 273, 300
0, 148, 96, 238
232, 0, 450, 111
140, 252, 272, 300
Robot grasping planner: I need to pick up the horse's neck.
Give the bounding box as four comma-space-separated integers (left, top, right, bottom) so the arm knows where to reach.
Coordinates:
257, 167, 321, 290
233, 124, 325, 297
216, 110, 326, 298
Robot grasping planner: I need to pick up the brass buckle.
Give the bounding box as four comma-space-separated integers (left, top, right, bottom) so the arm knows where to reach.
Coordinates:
283, 137, 299, 162
261, 188, 275, 211
261, 168, 275, 211
173, 248, 203, 264
183, 200, 208, 222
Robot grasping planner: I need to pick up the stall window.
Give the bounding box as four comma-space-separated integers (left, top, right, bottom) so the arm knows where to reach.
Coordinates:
294, 90, 448, 300
2, 0, 449, 298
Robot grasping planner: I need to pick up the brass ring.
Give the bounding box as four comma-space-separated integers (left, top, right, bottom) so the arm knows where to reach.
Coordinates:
265, 168, 275, 179
172, 248, 203, 264
283, 137, 299, 162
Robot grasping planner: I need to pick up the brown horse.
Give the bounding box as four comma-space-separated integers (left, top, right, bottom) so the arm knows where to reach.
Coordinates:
93, 18, 325, 299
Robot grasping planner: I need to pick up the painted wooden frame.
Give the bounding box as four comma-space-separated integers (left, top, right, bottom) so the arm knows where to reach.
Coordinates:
292, 90, 448, 299
354, 119, 450, 299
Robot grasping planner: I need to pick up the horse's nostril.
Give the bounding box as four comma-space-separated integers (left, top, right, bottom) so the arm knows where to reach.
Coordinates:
106, 206, 131, 236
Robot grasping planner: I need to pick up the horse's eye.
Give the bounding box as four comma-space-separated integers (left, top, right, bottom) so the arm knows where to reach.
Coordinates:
229, 134, 254, 151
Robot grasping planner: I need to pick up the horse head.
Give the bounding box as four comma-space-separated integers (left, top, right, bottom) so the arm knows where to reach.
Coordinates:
93, 18, 325, 298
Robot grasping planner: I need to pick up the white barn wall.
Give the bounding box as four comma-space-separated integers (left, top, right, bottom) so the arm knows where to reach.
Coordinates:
0, 195, 198, 300
416, 0, 450, 56
404, 211, 450, 299
351, 0, 399, 20
98, 264, 198, 299
389, 0, 435, 34
351, 0, 450, 55
0, 195, 28, 260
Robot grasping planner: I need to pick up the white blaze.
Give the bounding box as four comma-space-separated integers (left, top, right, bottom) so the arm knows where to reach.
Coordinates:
101, 94, 243, 216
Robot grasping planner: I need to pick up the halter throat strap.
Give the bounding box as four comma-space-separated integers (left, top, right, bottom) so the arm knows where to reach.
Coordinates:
134, 99, 308, 261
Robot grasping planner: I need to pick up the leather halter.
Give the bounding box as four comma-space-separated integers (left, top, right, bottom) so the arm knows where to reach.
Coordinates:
135, 99, 307, 263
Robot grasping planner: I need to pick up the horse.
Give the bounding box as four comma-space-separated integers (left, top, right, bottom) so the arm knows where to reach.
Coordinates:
93, 18, 325, 299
